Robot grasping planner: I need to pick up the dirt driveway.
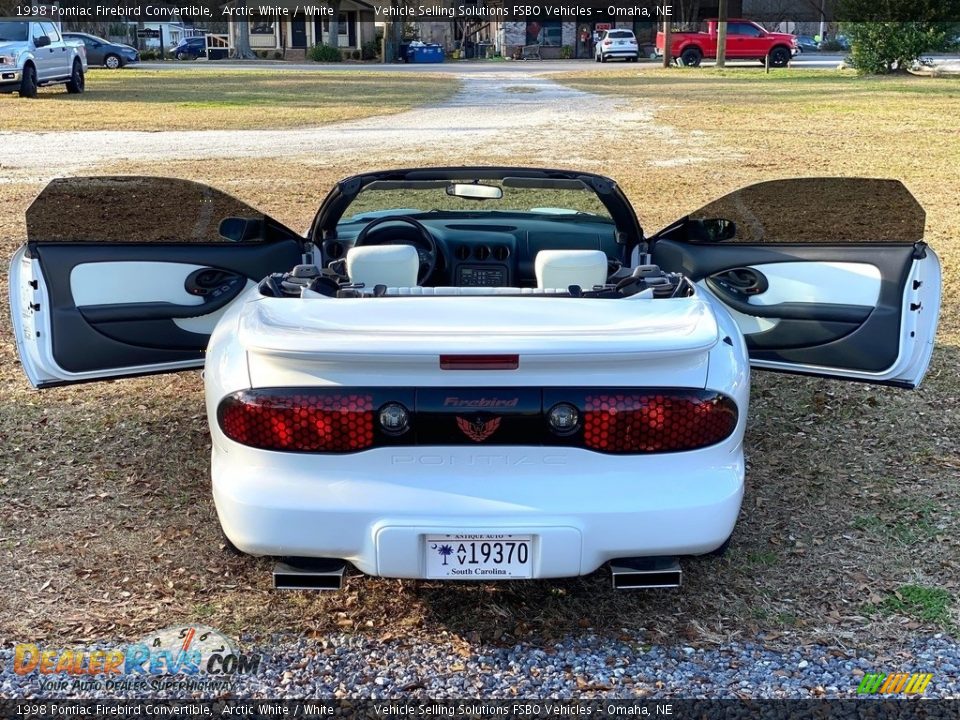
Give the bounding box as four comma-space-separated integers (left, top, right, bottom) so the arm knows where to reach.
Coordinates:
0, 72, 731, 182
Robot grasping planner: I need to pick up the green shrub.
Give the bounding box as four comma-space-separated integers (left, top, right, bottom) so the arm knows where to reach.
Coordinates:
308, 44, 343, 62
842, 22, 947, 73
560, 44, 573, 59
361, 39, 380, 60
351, 49, 361, 60
819, 38, 846, 51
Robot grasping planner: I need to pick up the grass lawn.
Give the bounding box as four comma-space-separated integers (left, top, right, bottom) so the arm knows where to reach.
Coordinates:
0, 68, 460, 131
0, 68, 958, 651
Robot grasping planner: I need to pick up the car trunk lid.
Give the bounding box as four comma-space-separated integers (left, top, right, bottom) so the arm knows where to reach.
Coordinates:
240, 295, 719, 389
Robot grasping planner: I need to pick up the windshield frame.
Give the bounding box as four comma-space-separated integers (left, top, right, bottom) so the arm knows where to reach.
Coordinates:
310, 167, 642, 246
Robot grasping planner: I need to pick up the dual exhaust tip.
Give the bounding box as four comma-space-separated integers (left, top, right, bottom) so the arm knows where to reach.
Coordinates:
272, 556, 681, 591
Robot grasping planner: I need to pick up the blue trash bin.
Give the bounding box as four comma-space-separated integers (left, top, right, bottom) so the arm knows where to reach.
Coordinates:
407, 44, 445, 64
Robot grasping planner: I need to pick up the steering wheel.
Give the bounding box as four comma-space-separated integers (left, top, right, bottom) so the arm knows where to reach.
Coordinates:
354, 215, 439, 284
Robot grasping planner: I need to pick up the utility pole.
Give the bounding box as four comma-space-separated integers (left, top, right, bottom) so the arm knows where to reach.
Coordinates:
716, 0, 728, 68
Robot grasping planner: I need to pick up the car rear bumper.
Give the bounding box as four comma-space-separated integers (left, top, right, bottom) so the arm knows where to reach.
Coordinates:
601, 49, 639, 57
212, 440, 745, 579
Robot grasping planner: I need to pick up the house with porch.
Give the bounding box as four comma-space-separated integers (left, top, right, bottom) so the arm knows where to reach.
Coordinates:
238, 0, 377, 59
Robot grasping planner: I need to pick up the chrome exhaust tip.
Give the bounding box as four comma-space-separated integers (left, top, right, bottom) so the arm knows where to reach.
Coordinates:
609, 557, 681, 590
273, 558, 346, 591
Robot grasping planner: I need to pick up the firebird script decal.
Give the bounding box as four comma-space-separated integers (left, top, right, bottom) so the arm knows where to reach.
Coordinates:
456, 417, 501, 442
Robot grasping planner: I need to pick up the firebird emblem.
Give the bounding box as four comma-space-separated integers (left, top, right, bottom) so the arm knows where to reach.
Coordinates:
456, 416, 501, 442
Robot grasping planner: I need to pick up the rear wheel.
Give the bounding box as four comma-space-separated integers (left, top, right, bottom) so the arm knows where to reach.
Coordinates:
65, 60, 85, 94
768, 46, 791, 67
600, 52, 608, 63
680, 47, 702, 67
104, 53, 121, 69
19, 63, 37, 98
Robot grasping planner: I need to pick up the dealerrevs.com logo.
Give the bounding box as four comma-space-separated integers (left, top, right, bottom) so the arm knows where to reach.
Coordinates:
11, 625, 260, 693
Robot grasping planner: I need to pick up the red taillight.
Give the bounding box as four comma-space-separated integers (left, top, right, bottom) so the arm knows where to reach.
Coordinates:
604, 39, 612, 45
219, 390, 375, 452
582, 392, 737, 453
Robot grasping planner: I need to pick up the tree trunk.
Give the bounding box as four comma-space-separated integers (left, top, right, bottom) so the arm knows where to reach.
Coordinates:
661, 16, 672, 67
716, 0, 728, 68
231, 0, 256, 59
329, 0, 342, 47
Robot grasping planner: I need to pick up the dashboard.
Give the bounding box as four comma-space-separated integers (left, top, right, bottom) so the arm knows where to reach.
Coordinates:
323, 215, 620, 287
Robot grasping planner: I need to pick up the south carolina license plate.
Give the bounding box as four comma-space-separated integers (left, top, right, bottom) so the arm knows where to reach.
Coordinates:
424, 534, 533, 579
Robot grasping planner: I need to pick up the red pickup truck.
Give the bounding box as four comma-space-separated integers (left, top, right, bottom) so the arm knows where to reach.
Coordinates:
657, 19, 798, 67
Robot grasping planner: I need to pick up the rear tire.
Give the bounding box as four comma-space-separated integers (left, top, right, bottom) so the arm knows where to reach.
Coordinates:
19, 63, 37, 98
680, 47, 702, 67
65, 60, 85, 94
600, 52, 608, 63
768, 46, 791, 68
104, 54, 121, 69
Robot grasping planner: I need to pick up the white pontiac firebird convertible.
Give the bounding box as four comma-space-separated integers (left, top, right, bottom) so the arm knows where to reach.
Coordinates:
9, 169, 941, 590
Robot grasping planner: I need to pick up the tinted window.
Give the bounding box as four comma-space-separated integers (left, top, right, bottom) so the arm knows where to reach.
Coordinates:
32, 23, 44, 42
26, 177, 283, 243
608, 31, 634, 39
729, 22, 763, 37
681, 178, 925, 243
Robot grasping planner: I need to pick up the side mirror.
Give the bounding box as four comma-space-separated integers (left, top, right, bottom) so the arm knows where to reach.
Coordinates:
689, 218, 737, 243
218, 217, 263, 242
35, 35, 51, 48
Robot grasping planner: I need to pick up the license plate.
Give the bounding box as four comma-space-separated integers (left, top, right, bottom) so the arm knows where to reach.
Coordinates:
424, 534, 533, 579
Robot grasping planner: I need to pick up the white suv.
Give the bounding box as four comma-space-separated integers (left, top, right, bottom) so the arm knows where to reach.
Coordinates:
596, 29, 640, 62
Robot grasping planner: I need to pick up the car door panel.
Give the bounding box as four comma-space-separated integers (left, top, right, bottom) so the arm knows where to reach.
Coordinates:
649, 178, 940, 388
10, 177, 303, 388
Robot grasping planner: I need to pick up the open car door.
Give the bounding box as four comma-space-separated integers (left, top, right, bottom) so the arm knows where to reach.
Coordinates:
10, 177, 304, 388
649, 178, 941, 388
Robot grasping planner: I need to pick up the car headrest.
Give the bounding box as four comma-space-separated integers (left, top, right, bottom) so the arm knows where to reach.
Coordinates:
535, 250, 609, 290
346, 245, 419, 289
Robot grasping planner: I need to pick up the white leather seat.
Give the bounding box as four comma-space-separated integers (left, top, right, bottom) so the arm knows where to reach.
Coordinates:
346, 245, 419, 289
535, 250, 609, 290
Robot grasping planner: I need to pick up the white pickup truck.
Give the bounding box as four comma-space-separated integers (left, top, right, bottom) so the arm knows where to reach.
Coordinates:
0, 19, 87, 97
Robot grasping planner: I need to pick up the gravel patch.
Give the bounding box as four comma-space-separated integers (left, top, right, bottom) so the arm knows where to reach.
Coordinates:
3, 633, 958, 699
0, 71, 737, 183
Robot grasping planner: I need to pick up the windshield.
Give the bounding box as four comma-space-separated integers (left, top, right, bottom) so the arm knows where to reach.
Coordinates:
344, 179, 613, 222
0, 21, 28, 42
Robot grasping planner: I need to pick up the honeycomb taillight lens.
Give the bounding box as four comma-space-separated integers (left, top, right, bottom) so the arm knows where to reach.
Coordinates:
218, 390, 375, 452
581, 392, 738, 453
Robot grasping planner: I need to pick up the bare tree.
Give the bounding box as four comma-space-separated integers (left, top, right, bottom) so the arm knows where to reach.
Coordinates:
328, 0, 342, 47
231, 0, 256, 58
716, 0, 728, 67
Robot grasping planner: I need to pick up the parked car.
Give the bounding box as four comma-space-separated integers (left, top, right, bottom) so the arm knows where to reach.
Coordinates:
794, 34, 820, 53
171, 36, 206, 60
9, 171, 941, 590
596, 29, 640, 62
0, 20, 87, 97
657, 19, 798, 67
62, 32, 138, 69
